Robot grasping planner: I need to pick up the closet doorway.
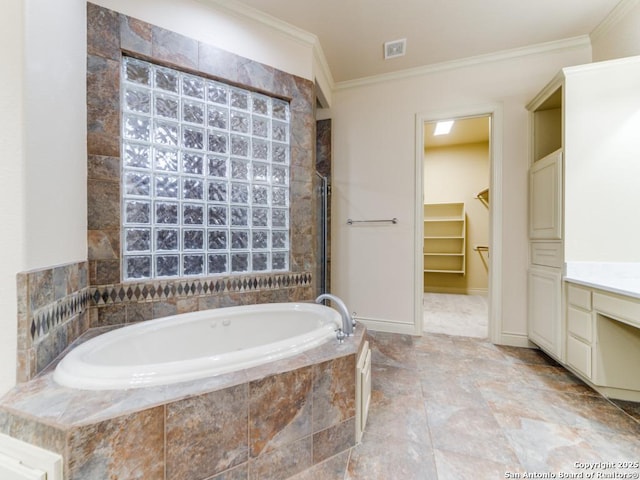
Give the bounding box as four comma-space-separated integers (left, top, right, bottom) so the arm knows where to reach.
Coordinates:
414, 106, 502, 341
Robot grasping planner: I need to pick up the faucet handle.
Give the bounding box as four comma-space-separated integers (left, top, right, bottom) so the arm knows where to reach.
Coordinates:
351, 312, 357, 330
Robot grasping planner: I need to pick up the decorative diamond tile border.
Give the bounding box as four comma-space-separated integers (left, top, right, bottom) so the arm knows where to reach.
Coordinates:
29, 289, 91, 343
91, 272, 312, 306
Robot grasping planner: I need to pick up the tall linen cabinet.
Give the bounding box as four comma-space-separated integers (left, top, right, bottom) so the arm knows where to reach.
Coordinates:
526, 56, 640, 362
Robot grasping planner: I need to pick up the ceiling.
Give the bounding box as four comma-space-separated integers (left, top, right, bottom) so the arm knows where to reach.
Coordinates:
425, 116, 490, 148
233, 0, 622, 84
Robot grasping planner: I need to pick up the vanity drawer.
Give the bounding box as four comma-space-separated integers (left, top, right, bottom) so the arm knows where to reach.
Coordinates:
567, 284, 592, 311
567, 306, 592, 342
567, 335, 592, 379
530, 242, 563, 268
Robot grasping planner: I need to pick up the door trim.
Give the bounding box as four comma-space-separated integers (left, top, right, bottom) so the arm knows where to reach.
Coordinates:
414, 104, 503, 342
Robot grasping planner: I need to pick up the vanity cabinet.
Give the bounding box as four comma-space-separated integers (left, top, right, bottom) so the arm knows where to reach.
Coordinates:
526, 55, 640, 362
564, 280, 640, 401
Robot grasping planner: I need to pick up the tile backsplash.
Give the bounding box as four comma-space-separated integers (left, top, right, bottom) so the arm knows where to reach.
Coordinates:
16, 261, 90, 382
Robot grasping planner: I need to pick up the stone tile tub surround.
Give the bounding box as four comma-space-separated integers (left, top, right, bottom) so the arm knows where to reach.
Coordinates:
0, 327, 365, 480
86, 1, 318, 327
16, 261, 90, 383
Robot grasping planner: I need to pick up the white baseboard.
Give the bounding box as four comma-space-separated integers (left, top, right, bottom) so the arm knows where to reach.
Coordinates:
355, 317, 420, 336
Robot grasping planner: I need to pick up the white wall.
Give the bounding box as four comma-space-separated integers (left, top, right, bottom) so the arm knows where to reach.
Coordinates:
330, 46, 592, 341
591, 0, 640, 62
0, 0, 27, 397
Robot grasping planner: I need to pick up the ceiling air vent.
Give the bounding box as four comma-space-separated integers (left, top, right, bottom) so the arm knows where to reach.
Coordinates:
384, 38, 406, 59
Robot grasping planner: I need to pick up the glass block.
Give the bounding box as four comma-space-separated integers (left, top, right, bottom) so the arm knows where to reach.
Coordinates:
125, 201, 151, 224
272, 166, 288, 185
252, 162, 268, 182
155, 121, 178, 146
155, 175, 179, 198
208, 106, 228, 130
252, 185, 269, 205
208, 230, 227, 250
252, 208, 269, 227
183, 101, 204, 125
231, 253, 249, 273
183, 229, 204, 250
231, 230, 249, 249
155, 94, 179, 120
182, 74, 204, 99
252, 94, 270, 115
183, 204, 204, 225
273, 143, 289, 164
272, 208, 288, 228
125, 228, 151, 252
155, 148, 178, 172
231, 159, 249, 181
183, 178, 204, 200
272, 252, 288, 270
156, 229, 179, 251
156, 255, 179, 277
208, 181, 227, 202
208, 254, 228, 274
230, 111, 249, 134
124, 58, 150, 85
124, 143, 151, 169
155, 202, 179, 224
124, 88, 150, 114
208, 132, 228, 154
272, 99, 289, 121
124, 115, 150, 142
230, 89, 249, 110
252, 139, 269, 161
252, 252, 269, 271
231, 135, 249, 157
272, 186, 288, 207
231, 183, 249, 204
208, 205, 228, 226
207, 156, 227, 178
125, 172, 150, 196
272, 121, 288, 143
183, 153, 203, 175
272, 230, 288, 249
207, 82, 228, 105
183, 254, 204, 276
252, 230, 268, 250
155, 67, 179, 93
183, 127, 204, 150
252, 117, 269, 138
125, 256, 151, 279
231, 207, 248, 226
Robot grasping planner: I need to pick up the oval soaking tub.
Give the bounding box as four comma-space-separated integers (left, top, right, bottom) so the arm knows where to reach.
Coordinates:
53, 302, 342, 390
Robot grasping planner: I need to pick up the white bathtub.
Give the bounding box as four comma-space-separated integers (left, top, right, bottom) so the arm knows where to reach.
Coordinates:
53, 302, 342, 390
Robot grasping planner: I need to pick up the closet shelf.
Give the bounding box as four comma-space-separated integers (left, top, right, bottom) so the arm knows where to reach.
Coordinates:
423, 202, 466, 275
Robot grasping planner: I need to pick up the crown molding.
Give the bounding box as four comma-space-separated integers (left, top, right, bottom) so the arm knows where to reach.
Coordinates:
335, 35, 591, 91
590, 0, 640, 43
202, 0, 335, 89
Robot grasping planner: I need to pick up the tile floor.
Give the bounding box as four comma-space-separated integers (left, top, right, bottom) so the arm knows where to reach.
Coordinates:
292, 331, 640, 480
423, 293, 488, 338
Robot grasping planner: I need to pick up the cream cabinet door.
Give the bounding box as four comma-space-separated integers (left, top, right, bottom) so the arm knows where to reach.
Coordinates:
529, 149, 563, 240
528, 266, 563, 360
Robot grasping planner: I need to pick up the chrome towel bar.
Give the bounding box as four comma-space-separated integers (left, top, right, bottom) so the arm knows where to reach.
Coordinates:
347, 218, 398, 225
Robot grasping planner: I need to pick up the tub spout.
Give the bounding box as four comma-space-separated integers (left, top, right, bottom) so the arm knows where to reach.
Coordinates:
315, 294, 354, 338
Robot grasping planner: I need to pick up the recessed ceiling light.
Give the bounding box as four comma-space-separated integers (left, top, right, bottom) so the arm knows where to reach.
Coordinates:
384, 39, 406, 59
434, 120, 454, 135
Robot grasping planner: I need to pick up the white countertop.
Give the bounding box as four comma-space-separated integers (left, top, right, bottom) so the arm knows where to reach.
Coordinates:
564, 262, 640, 300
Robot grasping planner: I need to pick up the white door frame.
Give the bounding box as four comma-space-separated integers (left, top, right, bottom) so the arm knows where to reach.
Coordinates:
414, 104, 503, 343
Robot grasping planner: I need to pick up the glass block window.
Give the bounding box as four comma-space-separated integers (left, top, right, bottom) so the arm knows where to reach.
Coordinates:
121, 56, 290, 280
